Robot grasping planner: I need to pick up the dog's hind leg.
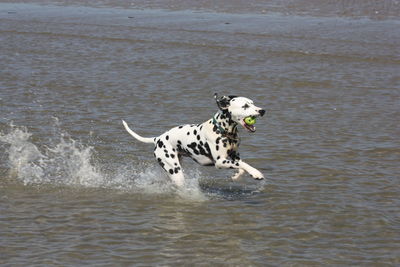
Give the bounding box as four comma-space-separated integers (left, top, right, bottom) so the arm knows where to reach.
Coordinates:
154, 142, 185, 187
166, 165, 185, 187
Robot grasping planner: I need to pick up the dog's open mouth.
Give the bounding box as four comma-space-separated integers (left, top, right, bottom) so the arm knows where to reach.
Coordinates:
241, 116, 257, 132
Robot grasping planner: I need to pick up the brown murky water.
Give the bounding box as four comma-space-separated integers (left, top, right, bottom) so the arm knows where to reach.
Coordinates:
1, 1, 399, 265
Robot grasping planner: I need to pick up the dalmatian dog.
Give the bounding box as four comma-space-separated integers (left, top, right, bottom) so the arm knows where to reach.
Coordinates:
122, 94, 266, 187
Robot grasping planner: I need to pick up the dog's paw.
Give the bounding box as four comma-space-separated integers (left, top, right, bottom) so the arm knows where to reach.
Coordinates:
250, 170, 264, 180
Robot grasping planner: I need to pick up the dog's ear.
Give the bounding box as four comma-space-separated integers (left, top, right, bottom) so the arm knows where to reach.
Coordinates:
214, 93, 237, 110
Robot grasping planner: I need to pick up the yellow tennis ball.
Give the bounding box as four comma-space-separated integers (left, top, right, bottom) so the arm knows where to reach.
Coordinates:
244, 116, 256, 125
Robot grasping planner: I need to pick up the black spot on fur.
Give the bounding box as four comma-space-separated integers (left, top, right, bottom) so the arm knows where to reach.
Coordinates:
178, 125, 183, 129
166, 135, 169, 140
216, 145, 219, 151
157, 140, 164, 148
197, 135, 200, 140
198, 145, 207, 156
222, 109, 231, 119
193, 130, 197, 135
170, 154, 175, 158
228, 150, 240, 160
204, 142, 211, 154
188, 142, 200, 155
169, 169, 174, 174
187, 132, 190, 135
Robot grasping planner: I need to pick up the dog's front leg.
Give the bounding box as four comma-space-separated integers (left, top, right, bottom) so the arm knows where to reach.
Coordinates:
238, 160, 264, 179
215, 158, 264, 180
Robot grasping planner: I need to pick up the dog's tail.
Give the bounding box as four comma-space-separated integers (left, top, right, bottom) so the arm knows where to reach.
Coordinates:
122, 120, 155, 144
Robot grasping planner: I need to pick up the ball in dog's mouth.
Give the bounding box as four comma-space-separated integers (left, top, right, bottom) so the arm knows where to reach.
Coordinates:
242, 116, 257, 132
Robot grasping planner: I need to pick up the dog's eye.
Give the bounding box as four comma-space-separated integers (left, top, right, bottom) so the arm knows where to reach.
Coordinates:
242, 104, 250, 110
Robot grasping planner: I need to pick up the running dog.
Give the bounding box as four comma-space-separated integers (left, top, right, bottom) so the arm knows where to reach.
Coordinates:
122, 94, 266, 187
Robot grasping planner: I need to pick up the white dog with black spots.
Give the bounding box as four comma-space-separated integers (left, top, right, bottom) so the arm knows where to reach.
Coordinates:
122, 94, 266, 187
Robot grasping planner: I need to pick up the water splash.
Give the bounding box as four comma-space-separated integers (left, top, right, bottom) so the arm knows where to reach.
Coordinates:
0, 124, 45, 184
0, 124, 102, 187
0, 124, 207, 200
109, 163, 208, 201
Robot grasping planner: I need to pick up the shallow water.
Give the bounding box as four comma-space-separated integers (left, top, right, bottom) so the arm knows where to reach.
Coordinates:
1, 2, 400, 266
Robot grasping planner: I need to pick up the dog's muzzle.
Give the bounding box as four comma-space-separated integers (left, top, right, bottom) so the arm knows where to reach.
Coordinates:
242, 109, 265, 132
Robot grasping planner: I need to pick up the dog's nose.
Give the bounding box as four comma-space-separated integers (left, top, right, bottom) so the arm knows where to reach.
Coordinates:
259, 109, 266, 116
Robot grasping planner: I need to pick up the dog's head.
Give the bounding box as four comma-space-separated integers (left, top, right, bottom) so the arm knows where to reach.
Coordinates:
214, 94, 266, 132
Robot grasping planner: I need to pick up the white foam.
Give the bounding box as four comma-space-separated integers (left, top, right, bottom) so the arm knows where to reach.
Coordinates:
0, 124, 207, 200
0, 125, 45, 184
0, 124, 101, 187
108, 163, 208, 201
